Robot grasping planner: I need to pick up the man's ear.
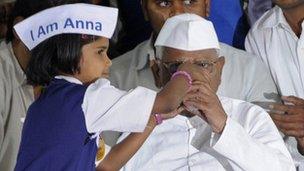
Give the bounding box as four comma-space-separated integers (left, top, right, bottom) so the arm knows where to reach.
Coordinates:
217, 56, 225, 75
12, 16, 24, 42
150, 58, 163, 88
141, 0, 149, 21
205, 0, 211, 17
211, 56, 225, 92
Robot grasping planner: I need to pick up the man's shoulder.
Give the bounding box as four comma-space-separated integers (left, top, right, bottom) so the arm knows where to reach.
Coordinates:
112, 40, 150, 71
220, 42, 264, 68
0, 44, 12, 102
249, 6, 279, 35
0, 42, 14, 82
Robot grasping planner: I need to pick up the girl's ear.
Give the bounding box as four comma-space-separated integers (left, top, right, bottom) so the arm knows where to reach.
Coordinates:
217, 56, 225, 74
78, 52, 85, 72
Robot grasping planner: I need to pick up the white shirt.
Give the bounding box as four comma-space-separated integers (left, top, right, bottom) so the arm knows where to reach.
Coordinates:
118, 97, 295, 171
0, 41, 34, 171
245, 6, 304, 167
245, 6, 304, 98
55, 76, 156, 141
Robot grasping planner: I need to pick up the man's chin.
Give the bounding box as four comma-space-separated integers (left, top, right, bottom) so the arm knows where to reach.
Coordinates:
180, 108, 199, 118
181, 106, 208, 122
276, 1, 304, 9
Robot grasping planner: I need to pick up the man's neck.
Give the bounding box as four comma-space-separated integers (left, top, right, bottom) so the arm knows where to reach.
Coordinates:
282, 4, 304, 37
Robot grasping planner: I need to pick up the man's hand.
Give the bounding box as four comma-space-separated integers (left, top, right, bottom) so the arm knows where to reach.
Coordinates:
183, 74, 227, 134
269, 96, 304, 154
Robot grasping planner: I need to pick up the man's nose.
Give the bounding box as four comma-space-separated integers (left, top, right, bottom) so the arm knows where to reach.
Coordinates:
169, 3, 185, 17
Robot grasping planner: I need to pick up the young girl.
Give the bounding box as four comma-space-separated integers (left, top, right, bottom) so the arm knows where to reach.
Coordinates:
13, 3, 204, 171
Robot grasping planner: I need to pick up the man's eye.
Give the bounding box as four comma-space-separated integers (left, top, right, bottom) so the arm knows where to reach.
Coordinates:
157, 1, 171, 7
183, 0, 196, 5
200, 63, 210, 68
168, 63, 182, 74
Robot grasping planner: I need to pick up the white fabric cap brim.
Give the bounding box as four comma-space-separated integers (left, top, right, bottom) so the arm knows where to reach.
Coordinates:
14, 3, 118, 50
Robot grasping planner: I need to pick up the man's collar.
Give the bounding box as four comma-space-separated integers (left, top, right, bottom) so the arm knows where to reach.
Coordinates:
263, 6, 295, 30
135, 35, 156, 70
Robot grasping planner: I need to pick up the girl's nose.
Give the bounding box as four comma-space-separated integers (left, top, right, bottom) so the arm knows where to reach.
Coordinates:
105, 54, 112, 67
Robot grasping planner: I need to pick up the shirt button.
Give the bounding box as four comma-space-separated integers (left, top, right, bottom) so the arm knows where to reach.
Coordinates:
189, 159, 196, 166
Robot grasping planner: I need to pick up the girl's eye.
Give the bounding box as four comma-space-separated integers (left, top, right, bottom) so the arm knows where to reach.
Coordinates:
157, 0, 172, 7
98, 49, 104, 55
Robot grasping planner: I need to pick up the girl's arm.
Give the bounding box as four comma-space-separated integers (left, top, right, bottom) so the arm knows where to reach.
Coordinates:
97, 64, 202, 171
96, 115, 157, 171
97, 107, 182, 171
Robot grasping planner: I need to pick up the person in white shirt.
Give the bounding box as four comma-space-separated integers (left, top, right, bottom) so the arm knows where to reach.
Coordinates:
0, 0, 38, 170
245, 0, 304, 167
117, 13, 295, 171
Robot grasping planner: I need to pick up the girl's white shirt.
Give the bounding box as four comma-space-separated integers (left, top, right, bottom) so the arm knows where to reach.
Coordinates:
55, 75, 156, 141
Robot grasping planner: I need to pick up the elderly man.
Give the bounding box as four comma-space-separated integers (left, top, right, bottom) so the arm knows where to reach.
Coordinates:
117, 14, 295, 170
245, 0, 304, 167
107, 0, 279, 145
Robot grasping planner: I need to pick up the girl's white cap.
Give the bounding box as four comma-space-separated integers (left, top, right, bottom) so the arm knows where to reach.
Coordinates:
155, 13, 220, 51
14, 3, 118, 50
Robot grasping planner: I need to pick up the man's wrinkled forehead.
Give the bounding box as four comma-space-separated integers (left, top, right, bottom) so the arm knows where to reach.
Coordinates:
163, 47, 218, 61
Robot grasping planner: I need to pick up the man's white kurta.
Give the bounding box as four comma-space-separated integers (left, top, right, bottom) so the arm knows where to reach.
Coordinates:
119, 97, 295, 171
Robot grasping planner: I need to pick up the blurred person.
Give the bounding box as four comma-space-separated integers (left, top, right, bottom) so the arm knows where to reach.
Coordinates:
0, 0, 90, 170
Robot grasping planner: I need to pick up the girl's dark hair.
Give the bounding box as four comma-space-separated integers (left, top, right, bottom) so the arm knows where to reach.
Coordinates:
6, 0, 91, 43
26, 34, 95, 86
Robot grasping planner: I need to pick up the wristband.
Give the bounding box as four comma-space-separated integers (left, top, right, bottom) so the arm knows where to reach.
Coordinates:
171, 71, 193, 88
154, 113, 163, 125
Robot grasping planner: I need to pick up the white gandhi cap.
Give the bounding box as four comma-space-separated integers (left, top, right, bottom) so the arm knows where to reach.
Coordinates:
14, 3, 118, 50
155, 13, 220, 51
